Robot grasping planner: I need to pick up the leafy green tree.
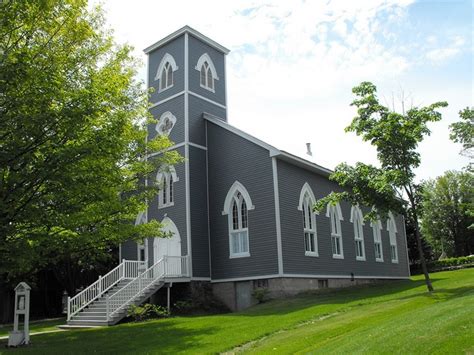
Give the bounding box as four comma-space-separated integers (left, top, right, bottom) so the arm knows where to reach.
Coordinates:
315, 82, 448, 292
450, 107, 473, 162
0, 0, 181, 293
421, 171, 474, 258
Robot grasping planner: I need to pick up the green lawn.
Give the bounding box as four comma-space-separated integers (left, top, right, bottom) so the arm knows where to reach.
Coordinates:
1, 269, 473, 354
0, 318, 65, 338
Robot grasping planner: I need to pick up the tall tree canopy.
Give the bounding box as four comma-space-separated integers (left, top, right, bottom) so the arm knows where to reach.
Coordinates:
421, 171, 474, 258
0, 0, 180, 292
450, 107, 473, 161
315, 82, 448, 292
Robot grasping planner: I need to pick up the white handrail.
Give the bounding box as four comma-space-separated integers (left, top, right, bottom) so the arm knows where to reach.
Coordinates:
67, 260, 145, 320
106, 255, 189, 320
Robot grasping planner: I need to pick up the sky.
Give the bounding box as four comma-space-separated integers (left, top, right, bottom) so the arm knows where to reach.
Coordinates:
92, 0, 473, 182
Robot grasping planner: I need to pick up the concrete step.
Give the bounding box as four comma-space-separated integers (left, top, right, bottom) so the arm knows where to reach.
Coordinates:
72, 315, 107, 321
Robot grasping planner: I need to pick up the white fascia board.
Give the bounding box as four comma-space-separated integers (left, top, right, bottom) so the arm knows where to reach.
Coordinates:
203, 112, 280, 154
144, 25, 230, 55
272, 151, 333, 177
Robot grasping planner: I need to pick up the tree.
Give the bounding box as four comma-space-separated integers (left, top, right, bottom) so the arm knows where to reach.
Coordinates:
315, 82, 448, 292
450, 107, 473, 162
421, 171, 474, 258
0, 0, 181, 293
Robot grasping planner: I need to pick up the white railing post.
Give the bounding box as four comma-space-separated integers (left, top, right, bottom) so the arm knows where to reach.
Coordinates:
106, 295, 109, 322
67, 296, 71, 321
164, 255, 168, 277
98, 275, 102, 295
122, 259, 126, 279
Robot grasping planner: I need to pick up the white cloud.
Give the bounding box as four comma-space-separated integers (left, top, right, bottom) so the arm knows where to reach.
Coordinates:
91, 0, 470, 180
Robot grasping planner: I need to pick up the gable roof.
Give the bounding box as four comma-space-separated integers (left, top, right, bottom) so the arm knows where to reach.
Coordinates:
203, 112, 333, 178
144, 26, 230, 55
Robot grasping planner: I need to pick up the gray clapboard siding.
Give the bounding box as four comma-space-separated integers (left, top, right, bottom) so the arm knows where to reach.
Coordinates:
277, 159, 410, 278
148, 34, 185, 104
207, 122, 279, 280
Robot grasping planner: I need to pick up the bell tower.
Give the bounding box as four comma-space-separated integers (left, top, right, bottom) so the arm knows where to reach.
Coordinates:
144, 26, 230, 279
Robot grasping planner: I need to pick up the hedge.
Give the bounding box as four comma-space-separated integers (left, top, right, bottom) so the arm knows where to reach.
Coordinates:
410, 255, 474, 274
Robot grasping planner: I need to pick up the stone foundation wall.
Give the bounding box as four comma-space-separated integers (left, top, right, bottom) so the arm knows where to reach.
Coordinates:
212, 277, 381, 311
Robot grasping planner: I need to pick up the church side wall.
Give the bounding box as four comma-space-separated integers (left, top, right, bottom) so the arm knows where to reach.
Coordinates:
277, 159, 410, 279
207, 123, 279, 280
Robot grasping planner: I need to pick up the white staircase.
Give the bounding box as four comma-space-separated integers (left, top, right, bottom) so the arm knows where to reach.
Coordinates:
67, 256, 189, 326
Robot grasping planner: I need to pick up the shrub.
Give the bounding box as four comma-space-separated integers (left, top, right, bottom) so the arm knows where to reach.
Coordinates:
410, 255, 474, 274
252, 287, 270, 303
127, 303, 170, 322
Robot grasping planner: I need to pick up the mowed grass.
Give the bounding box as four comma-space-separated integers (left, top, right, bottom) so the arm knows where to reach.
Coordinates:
1, 269, 473, 354
0, 318, 65, 338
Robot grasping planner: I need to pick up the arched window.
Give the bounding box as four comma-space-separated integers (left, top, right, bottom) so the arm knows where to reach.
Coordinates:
350, 206, 366, 261
326, 202, 344, 258
371, 216, 383, 262
157, 166, 179, 208
387, 212, 398, 263
195, 53, 218, 92
222, 181, 254, 258
155, 53, 178, 92
298, 183, 318, 256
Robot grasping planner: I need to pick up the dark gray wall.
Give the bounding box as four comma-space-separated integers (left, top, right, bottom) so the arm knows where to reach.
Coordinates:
188, 95, 226, 146
189, 146, 210, 277
188, 35, 226, 107
207, 122, 279, 280
277, 159, 410, 278
148, 95, 184, 145
148, 35, 185, 104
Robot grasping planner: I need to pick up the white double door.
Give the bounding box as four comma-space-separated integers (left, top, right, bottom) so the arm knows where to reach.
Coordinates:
153, 217, 181, 275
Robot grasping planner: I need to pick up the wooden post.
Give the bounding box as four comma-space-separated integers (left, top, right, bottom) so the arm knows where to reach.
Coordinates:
67, 296, 71, 321
166, 284, 172, 313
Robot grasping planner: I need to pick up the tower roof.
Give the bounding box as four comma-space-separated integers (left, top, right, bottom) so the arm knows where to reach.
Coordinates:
144, 25, 230, 55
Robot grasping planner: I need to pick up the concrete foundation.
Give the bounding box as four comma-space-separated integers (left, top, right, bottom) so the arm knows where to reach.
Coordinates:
212, 277, 380, 311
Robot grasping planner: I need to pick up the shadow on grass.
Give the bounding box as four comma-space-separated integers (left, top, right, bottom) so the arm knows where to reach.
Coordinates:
1, 319, 220, 354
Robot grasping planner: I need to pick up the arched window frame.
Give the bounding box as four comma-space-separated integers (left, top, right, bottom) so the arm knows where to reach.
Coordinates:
326, 201, 344, 259
135, 211, 148, 263
371, 214, 384, 262
155, 53, 178, 92
157, 166, 179, 209
350, 205, 366, 261
155, 111, 176, 136
298, 183, 319, 257
387, 212, 398, 263
222, 181, 254, 258
195, 53, 219, 93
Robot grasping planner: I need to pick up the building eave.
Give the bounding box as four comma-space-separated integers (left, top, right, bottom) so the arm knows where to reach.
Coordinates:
144, 25, 230, 55
203, 112, 334, 178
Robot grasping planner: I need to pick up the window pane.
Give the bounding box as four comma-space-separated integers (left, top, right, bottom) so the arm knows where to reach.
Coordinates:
304, 232, 309, 251
169, 175, 173, 203
207, 67, 213, 89
232, 201, 238, 230
242, 231, 249, 252
200, 66, 206, 86
307, 203, 312, 229
167, 67, 173, 87
241, 199, 248, 228
161, 68, 167, 89
310, 233, 315, 252
232, 233, 239, 253
162, 177, 167, 204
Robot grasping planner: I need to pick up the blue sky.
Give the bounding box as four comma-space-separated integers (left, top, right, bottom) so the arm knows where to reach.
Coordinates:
94, 0, 473, 181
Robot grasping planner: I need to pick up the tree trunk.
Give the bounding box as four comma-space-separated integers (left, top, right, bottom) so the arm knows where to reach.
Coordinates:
408, 194, 434, 292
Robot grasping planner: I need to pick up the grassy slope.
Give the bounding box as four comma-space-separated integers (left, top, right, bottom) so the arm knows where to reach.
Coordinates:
1, 269, 473, 354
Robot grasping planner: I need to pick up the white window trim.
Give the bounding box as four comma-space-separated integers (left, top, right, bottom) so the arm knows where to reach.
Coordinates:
298, 183, 319, 257
223, 181, 253, 259
350, 205, 366, 261
155, 111, 177, 136
387, 211, 399, 263
155, 53, 178, 92
157, 166, 179, 209
371, 218, 384, 262
326, 202, 344, 259
195, 53, 219, 92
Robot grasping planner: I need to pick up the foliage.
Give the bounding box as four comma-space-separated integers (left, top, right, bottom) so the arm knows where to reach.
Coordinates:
411, 255, 474, 274
127, 303, 170, 322
405, 210, 434, 264
0, 0, 182, 291
173, 283, 229, 314
173, 300, 194, 312
3, 269, 473, 354
421, 171, 474, 257
314, 81, 448, 292
450, 107, 474, 161
252, 287, 270, 303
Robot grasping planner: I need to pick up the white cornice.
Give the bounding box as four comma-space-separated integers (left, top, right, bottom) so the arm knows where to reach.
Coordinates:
144, 25, 230, 55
